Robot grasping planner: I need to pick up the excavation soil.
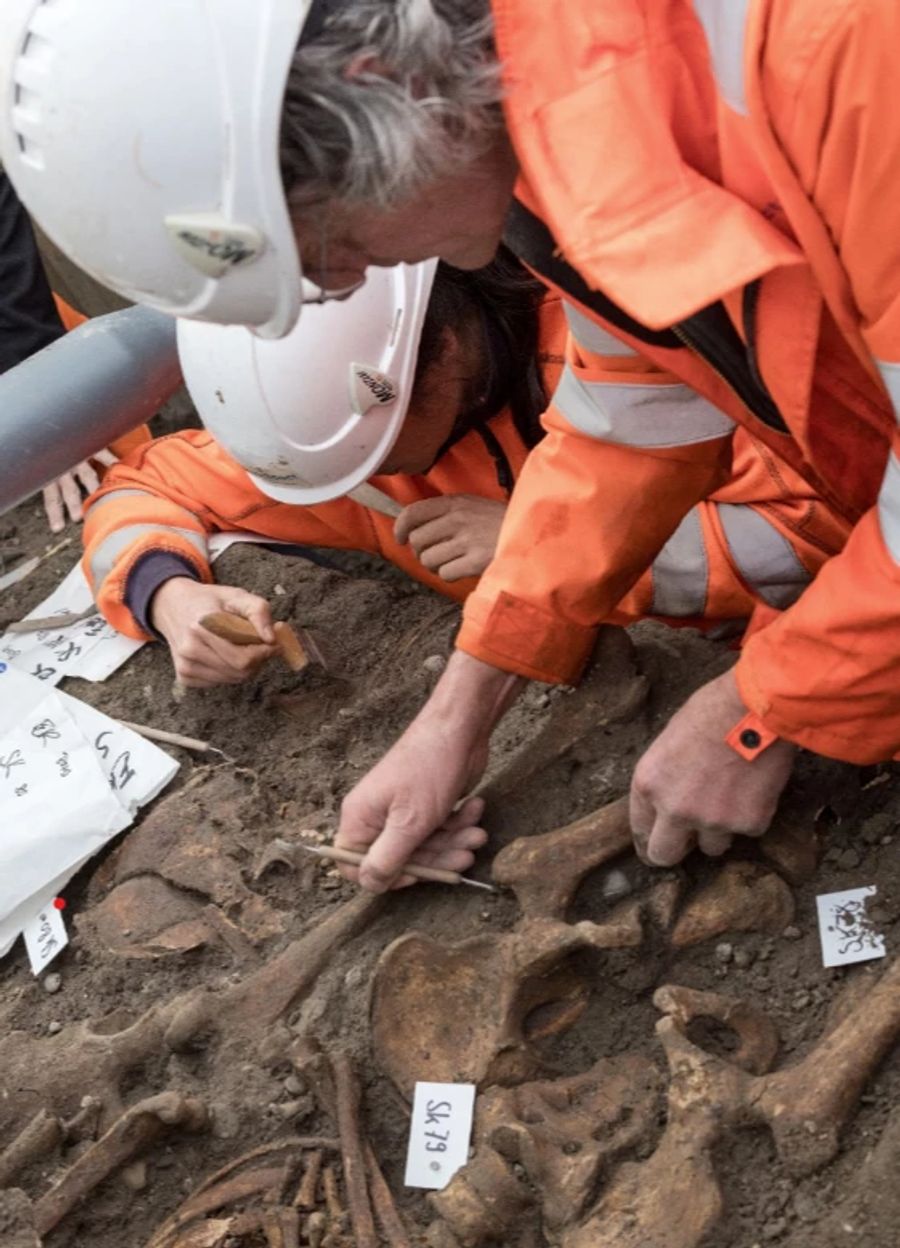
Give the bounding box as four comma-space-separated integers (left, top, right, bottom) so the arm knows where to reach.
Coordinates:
2, 495, 900, 1248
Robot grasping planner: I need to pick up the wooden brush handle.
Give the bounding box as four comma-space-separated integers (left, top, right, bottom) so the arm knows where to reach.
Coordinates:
310, 844, 462, 886
347, 483, 403, 519
273, 621, 309, 672
200, 612, 308, 672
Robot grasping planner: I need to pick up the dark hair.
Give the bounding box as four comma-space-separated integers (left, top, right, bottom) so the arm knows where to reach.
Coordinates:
414, 246, 548, 486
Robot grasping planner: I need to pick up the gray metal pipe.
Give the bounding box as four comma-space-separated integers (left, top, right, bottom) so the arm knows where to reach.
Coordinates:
0, 304, 183, 516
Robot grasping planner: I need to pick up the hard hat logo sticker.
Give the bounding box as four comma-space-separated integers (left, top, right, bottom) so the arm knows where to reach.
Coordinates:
350, 364, 398, 416
165, 215, 266, 279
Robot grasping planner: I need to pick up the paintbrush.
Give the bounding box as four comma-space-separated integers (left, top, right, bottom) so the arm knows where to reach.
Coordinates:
290, 840, 496, 892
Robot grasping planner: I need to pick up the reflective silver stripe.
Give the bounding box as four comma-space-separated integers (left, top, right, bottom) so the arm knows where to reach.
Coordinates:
86, 488, 160, 515
692, 0, 752, 116
877, 359, 900, 419
878, 452, 900, 564
553, 364, 735, 447
717, 503, 810, 608
651, 508, 708, 616
89, 524, 207, 587
564, 304, 637, 358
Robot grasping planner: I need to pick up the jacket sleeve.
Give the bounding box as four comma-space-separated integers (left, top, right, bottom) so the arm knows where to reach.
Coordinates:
83, 430, 386, 639
457, 307, 734, 684
734, 1, 900, 762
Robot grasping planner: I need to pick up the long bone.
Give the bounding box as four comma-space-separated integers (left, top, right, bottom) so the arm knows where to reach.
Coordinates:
491, 798, 633, 920
1, 894, 384, 1144
34, 1092, 207, 1238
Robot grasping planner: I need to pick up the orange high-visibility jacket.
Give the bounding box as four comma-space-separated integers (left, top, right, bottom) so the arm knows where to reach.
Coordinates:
457, 0, 900, 763
83, 297, 845, 642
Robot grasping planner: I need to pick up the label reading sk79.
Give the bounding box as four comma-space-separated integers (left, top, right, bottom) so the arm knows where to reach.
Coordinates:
404, 1081, 476, 1190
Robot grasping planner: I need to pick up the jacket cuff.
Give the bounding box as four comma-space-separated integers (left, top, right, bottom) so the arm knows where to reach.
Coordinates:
458, 590, 596, 685
734, 653, 897, 765
126, 550, 202, 638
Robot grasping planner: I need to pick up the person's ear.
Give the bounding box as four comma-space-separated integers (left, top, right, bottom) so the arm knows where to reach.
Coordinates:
436, 325, 462, 366
343, 52, 389, 81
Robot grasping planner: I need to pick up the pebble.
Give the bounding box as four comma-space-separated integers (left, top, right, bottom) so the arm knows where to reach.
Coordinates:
782, 926, 802, 941
836, 846, 862, 870
533, 692, 551, 710
47, 1020, 63, 1035
121, 1161, 147, 1192
422, 654, 446, 675
273, 584, 287, 596
277, 1098, 312, 1120
43, 973, 62, 995
733, 947, 754, 969
715, 942, 734, 965
209, 1108, 240, 1143
793, 1191, 821, 1222
861, 813, 893, 844
284, 1074, 306, 1097
792, 992, 811, 1011
602, 869, 632, 901
343, 964, 366, 992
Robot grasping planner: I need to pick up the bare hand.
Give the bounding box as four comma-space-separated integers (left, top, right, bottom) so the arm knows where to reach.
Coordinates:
395, 494, 506, 581
336, 652, 522, 891
42, 448, 118, 533
630, 668, 796, 866
150, 578, 277, 688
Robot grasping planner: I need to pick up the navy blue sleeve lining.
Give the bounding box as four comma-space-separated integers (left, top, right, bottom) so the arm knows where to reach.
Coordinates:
124, 550, 201, 637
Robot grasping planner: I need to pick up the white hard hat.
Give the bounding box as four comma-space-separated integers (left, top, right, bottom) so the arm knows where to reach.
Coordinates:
177, 261, 438, 504
0, 0, 322, 338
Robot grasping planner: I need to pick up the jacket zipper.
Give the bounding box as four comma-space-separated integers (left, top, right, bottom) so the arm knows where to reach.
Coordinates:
672, 291, 789, 435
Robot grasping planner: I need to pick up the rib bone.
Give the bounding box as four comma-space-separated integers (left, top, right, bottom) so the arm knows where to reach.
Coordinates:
34, 1092, 207, 1237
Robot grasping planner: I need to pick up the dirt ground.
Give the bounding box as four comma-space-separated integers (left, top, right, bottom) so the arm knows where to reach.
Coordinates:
2, 488, 900, 1248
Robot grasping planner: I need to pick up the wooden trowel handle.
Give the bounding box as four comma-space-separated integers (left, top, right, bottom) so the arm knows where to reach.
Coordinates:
200, 612, 308, 672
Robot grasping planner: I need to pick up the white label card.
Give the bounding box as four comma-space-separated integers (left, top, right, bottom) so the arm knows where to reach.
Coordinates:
816, 885, 886, 968
0, 666, 179, 959
404, 1081, 476, 1191
23, 904, 68, 975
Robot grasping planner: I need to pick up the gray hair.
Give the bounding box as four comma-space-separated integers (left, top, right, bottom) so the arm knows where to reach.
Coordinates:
279, 0, 503, 210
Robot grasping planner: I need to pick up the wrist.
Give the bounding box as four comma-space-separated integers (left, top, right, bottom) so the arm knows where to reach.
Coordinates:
419, 650, 523, 739
148, 575, 199, 634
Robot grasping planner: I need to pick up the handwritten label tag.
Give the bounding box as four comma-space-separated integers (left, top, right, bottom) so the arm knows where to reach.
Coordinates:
0, 667, 179, 960
22, 904, 68, 975
816, 885, 886, 968
404, 1082, 475, 1190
